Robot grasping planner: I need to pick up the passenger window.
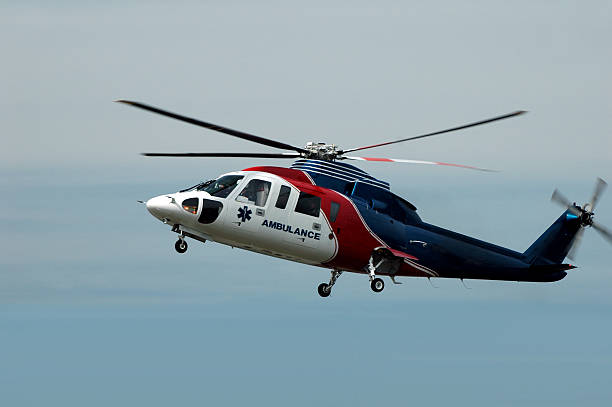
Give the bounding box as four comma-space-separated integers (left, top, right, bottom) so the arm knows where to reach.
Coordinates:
236, 179, 271, 207
330, 201, 340, 222
275, 185, 291, 209
181, 197, 199, 214
295, 192, 321, 217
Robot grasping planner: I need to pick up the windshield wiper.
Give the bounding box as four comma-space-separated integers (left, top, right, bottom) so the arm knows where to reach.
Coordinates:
180, 179, 214, 193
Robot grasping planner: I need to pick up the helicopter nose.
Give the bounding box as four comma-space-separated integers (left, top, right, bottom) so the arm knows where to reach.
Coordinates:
146, 195, 171, 219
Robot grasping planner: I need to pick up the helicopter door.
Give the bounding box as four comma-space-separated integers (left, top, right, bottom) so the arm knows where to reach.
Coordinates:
256, 184, 293, 252
224, 177, 272, 245
288, 192, 323, 249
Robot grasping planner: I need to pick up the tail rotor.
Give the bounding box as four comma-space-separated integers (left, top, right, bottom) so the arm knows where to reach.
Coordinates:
550, 177, 611, 260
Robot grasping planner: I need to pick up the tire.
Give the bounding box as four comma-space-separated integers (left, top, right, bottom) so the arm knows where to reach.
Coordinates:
175, 239, 188, 253
370, 278, 384, 293
317, 283, 331, 297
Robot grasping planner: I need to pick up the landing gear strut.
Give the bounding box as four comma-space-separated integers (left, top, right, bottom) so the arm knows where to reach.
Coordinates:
318, 270, 342, 298
175, 238, 188, 253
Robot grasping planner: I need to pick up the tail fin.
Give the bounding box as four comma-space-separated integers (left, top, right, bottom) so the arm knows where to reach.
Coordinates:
523, 210, 582, 265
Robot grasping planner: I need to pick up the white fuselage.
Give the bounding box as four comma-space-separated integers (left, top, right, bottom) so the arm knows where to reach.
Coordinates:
146, 171, 338, 265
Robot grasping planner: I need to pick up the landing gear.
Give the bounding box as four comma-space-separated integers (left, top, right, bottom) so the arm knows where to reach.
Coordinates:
367, 251, 387, 293
175, 238, 188, 253
317, 270, 342, 298
370, 277, 384, 293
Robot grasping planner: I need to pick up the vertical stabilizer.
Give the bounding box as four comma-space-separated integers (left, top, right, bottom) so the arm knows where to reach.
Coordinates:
523, 211, 582, 265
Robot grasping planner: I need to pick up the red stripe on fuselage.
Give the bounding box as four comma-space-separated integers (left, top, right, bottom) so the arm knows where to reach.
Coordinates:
242, 166, 313, 184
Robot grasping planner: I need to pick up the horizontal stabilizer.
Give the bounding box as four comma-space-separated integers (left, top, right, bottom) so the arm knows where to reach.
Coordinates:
529, 263, 576, 273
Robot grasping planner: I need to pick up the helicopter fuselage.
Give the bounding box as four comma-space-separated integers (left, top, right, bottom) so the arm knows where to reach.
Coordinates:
146, 161, 575, 285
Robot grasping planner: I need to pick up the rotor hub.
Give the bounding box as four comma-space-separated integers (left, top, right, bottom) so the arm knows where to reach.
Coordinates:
303, 142, 341, 161
574, 203, 594, 227
580, 210, 594, 227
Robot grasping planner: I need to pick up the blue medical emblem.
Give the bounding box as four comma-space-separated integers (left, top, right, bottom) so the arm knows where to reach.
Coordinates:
238, 206, 252, 222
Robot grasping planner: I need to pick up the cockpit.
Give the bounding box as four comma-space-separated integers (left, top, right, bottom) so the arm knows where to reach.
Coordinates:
174, 174, 248, 225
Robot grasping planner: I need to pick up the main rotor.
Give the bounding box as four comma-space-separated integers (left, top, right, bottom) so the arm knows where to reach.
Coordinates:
117, 99, 526, 171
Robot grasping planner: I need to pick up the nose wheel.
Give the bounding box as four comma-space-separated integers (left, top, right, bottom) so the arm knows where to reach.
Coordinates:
175, 238, 188, 253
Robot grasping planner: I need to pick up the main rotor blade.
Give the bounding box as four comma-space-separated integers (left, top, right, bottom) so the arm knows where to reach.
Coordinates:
342, 110, 526, 154
141, 152, 301, 158
593, 222, 612, 244
117, 100, 307, 154
343, 156, 494, 172
568, 228, 584, 261
589, 177, 607, 210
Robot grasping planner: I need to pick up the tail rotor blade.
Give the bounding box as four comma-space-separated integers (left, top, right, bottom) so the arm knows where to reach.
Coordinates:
589, 177, 608, 210
568, 228, 585, 261
592, 222, 612, 245
551, 189, 581, 215
551, 188, 571, 207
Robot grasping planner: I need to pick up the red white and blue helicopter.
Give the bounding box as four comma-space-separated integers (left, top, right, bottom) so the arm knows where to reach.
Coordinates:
119, 100, 612, 297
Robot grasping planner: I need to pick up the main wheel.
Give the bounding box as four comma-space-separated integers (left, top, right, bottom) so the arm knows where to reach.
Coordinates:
317, 283, 331, 298
175, 239, 188, 253
370, 278, 384, 293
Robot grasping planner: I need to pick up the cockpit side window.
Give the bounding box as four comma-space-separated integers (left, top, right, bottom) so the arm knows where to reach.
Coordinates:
236, 179, 272, 207
199, 175, 244, 198
275, 185, 291, 209
295, 192, 321, 217
181, 197, 199, 214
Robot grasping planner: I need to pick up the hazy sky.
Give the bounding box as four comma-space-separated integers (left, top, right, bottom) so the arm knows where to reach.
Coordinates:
2, 2, 612, 406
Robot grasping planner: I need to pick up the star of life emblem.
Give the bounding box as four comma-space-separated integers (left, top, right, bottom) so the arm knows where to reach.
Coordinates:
238, 206, 252, 222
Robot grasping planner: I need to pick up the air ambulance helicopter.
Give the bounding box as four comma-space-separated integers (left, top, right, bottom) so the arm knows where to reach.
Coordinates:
118, 100, 612, 297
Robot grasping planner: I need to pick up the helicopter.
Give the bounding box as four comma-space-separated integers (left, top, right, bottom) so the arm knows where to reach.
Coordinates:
118, 100, 612, 297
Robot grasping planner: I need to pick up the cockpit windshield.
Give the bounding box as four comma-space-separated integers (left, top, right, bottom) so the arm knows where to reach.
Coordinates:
198, 175, 244, 198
